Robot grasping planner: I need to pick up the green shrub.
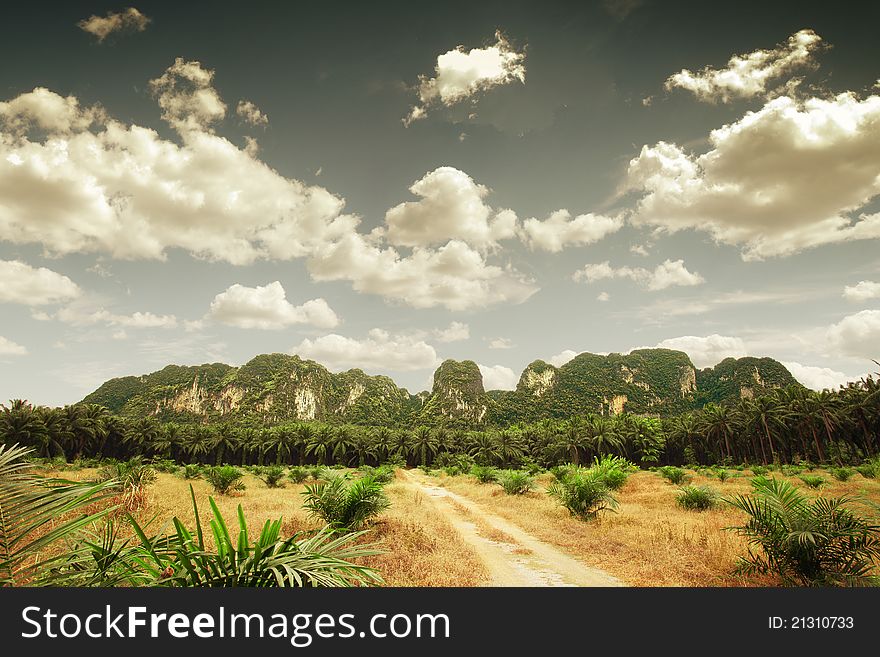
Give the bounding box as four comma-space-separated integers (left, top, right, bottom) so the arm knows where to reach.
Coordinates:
98, 457, 156, 511
496, 470, 534, 495
470, 465, 497, 484
591, 455, 635, 490
658, 466, 690, 485
182, 464, 201, 480
855, 464, 876, 479
550, 464, 577, 482
443, 465, 462, 477
750, 466, 769, 476
204, 465, 245, 495
259, 466, 286, 488
547, 469, 618, 521
150, 459, 179, 474
676, 485, 718, 511
726, 477, 880, 586
799, 475, 825, 489
780, 465, 803, 477
358, 465, 395, 485
301, 475, 390, 531
715, 469, 730, 483
831, 467, 854, 482
288, 466, 309, 483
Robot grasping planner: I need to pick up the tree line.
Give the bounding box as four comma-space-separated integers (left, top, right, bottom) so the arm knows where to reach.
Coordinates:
2, 375, 878, 469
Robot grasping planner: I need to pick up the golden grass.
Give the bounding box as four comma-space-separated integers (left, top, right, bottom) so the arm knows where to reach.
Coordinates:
430, 467, 880, 587
41, 467, 488, 587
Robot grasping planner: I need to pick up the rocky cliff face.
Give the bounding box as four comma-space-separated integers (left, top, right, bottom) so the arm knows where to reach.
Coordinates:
83, 351, 800, 426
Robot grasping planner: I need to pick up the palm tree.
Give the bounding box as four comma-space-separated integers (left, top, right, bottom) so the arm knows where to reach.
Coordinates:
698, 404, 736, 463
213, 424, 241, 465
468, 432, 500, 466
585, 414, 623, 459
0, 401, 52, 457
409, 426, 438, 467
494, 429, 524, 468
306, 426, 334, 465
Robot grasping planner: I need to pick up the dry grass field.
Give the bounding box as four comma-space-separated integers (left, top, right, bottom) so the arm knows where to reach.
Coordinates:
39, 464, 880, 587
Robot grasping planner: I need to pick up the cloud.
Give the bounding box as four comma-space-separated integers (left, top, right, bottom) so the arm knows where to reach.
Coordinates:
0, 80, 356, 265
149, 58, 227, 133
0, 336, 27, 356
603, 0, 643, 20
478, 364, 517, 390
548, 349, 578, 367
519, 210, 622, 252
488, 337, 514, 350
0, 259, 81, 305
664, 29, 825, 103
434, 321, 469, 343
236, 100, 268, 127
307, 235, 537, 311
55, 305, 178, 329
77, 7, 150, 43
293, 329, 439, 372
843, 280, 880, 302
626, 92, 880, 260
781, 361, 853, 391
630, 244, 650, 256
405, 31, 525, 125
826, 309, 880, 360
651, 334, 747, 368
384, 167, 517, 249
572, 259, 704, 291
207, 281, 338, 329
597, 291, 610, 302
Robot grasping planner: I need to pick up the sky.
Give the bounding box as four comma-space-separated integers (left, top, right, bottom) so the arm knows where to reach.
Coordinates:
2, 0, 880, 406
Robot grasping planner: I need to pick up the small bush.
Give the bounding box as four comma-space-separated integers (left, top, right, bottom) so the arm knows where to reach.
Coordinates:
150, 459, 179, 474
799, 474, 825, 489
550, 464, 577, 482
676, 485, 718, 511
205, 465, 246, 495
831, 467, 854, 482
658, 466, 690, 485
855, 464, 876, 479
547, 470, 618, 521
259, 466, 287, 488
182, 464, 202, 480
470, 465, 497, 484
780, 465, 803, 477
358, 465, 395, 485
590, 455, 634, 491
288, 466, 309, 483
301, 474, 390, 530
715, 469, 730, 483
496, 469, 534, 495
98, 457, 156, 511
750, 466, 769, 476
443, 465, 463, 477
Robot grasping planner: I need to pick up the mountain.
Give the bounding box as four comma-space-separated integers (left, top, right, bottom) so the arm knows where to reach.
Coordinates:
82, 350, 801, 426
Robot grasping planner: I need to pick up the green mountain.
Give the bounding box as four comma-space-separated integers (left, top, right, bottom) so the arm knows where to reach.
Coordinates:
83, 350, 800, 426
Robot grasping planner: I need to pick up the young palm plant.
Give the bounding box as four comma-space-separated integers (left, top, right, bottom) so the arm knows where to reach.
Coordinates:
129, 486, 383, 587
547, 469, 618, 521
301, 474, 390, 531
725, 477, 880, 586
0, 444, 119, 586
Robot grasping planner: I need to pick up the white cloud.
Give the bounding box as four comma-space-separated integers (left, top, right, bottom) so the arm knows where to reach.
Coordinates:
384, 167, 517, 249
652, 334, 747, 368
519, 210, 622, 252
55, 305, 178, 329
434, 321, 469, 343
572, 259, 704, 291
149, 58, 228, 133
0, 336, 27, 356
307, 235, 537, 311
843, 280, 880, 302
597, 291, 610, 302
0, 259, 81, 305
630, 244, 649, 256
664, 29, 824, 103
207, 281, 338, 330
548, 349, 578, 367
781, 361, 853, 391
826, 310, 880, 359
0, 80, 356, 265
77, 7, 150, 43
489, 337, 514, 350
405, 31, 525, 125
293, 329, 439, 372
627, 92, 880, 260
478, 364, 517, 390
236, 100, 268, 127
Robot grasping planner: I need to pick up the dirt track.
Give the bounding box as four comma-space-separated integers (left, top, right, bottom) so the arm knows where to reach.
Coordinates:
401, 470, 623, 587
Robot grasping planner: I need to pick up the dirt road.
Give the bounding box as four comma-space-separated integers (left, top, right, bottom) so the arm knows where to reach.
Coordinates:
401, 470, 624, 587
